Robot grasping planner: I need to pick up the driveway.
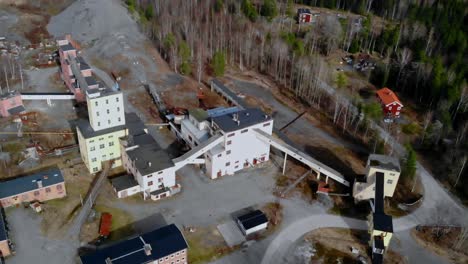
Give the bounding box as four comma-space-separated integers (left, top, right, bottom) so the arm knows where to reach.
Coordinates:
5, 209, 77, 264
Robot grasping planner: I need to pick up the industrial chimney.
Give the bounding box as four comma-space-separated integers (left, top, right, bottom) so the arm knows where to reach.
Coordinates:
144, 243, 152, 256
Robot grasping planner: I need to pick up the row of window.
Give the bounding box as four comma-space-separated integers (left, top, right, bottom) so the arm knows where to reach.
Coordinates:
97, 118, 122, 127
90, 142, 114, 151
96, 107, 121, 117
94, 97, 119, 106
161, 250, 185, 262
147, 178, 164, 187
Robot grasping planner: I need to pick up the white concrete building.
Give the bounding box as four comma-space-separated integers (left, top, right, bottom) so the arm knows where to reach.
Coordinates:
118, 133, 180, 200
180, 107, 273, 179
353, 154, 401, 201
86, 89, 125, 131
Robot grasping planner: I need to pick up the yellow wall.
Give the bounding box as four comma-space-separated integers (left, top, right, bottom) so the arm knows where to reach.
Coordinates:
372, 229, 393, 247
77, 128, 126, 173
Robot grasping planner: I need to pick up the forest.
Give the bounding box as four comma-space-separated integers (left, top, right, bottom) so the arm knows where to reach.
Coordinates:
126, 0, 468, 201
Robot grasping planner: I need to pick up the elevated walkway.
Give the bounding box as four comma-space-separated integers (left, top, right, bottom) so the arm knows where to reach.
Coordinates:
253, 129, 350, 187
173, 134, 223, 170
21, 92, 75, 100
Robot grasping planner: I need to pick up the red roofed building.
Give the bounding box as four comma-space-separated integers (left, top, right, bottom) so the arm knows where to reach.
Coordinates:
376, 88, 403, 119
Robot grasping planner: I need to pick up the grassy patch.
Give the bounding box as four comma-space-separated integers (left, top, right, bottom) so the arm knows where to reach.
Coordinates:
184, 227, 233, 264
401, 122, 422, 135
94, 205, 134, 241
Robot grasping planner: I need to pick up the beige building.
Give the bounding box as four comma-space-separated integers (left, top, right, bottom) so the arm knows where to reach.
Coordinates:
0, 167, 66, 208
353, 154, 401, 201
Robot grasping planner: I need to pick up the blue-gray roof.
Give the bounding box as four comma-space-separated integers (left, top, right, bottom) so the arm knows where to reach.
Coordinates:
0, 210, 7, 241
0, 167, 64, 199
80, 224, 188, 264
211, 108, 272, 133
207, 107, 240, 118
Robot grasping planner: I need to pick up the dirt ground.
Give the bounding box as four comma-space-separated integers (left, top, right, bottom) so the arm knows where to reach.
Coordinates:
39, 153, 94, 238
411, 227, 468, 264
305, 228, 407, 264
184, 225, 234, 264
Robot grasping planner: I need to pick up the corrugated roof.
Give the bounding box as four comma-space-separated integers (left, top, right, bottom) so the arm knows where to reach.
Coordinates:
376, 88, 402, 106
0, 167, 64, 199
80, 224, 188, 264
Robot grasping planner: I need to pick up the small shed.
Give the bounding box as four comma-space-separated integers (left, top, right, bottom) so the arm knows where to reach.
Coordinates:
236, 210, 268, 236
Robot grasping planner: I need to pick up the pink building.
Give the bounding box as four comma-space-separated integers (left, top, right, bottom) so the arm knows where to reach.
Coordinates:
0, 90, 25, 117
57, 35, 97, 102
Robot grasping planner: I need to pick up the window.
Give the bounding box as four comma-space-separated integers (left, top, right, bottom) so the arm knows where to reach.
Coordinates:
98, 122, 101, 127
108, 120, 111, 124
148, 181, 154, 186
116, 97, 119, 102
226, 150, 231, 155
110, 153, 114, 156
188, 135, 193, 142
106, 99, 109, 104
118, 117, 121, 122
109, 142, 114, 146
108, 135, 113, 138
90, 140, 95, 143
158, 171, 163, 175
263, 122, 271, 127
217, 154, 222, 157
91, 158, 97, 162
226, 162, 231, 166
147, 174, 153, 178
235, 160, 239, 163
117, 107, 120, 112
96, 111, 100, 116
100, 144, 105, 149
389, 106, 392, 110
235, 165, 239, 169
397, 106, 401, 110
396, 111, 400, 115
34, 191, 40, 196
165, 257, 169, 260
176, 252, 180, 256
171, 254, 174, 258
107, 109, 110, 114
241, 129, 248, 133
102, 154, 107, 159
227, 133, 235, 137
95, 101, 98, 106
93, 167, 98, 172
90, 146, 95, 151
45, 187, 51, 193
227, 140, 232, 145
389, 173, 395, 176
158, 178, 163, 182
387, 179, 393, 184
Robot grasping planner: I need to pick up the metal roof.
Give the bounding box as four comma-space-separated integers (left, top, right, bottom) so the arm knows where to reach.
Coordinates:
368, 154, 400, 172
76, 119, 126, 139
80, 224, 188, 264
126, 144, 174, 176
212, 108, 271, 133
0, 167, 64, 199
237, 210, 268, 230
7, 105, 25, 115
111, 175, 139, 192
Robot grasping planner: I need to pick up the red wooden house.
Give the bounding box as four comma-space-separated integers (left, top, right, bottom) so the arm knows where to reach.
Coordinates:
376, 88, 403, 119
297, 8, 313, 24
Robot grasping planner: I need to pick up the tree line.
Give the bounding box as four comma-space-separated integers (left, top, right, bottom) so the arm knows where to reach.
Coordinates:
127, 0, 467, 200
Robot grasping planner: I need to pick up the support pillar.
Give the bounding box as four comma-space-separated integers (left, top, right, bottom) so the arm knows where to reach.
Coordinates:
47, 98, 52, 106
325, 175, 329, 183
317, 171, 321, 181
282, 153, 288, 175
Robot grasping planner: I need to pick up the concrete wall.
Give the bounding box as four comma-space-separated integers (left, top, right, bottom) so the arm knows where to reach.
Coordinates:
0, 182, 66, 208
239, 221, 268, 236
208, 120, 273, 179
115, 185, 141, 198
0, 240, 11, 257
87, 93, 125, 131
77, 127, 126, 173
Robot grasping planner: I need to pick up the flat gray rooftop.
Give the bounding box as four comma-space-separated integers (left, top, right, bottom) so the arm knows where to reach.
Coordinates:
212, 108, 271, 133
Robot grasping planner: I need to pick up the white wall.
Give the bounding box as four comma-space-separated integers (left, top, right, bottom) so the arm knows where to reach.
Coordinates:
208, 120, 273, 179
87, 92, 125, 131
244, 222, 268, 236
